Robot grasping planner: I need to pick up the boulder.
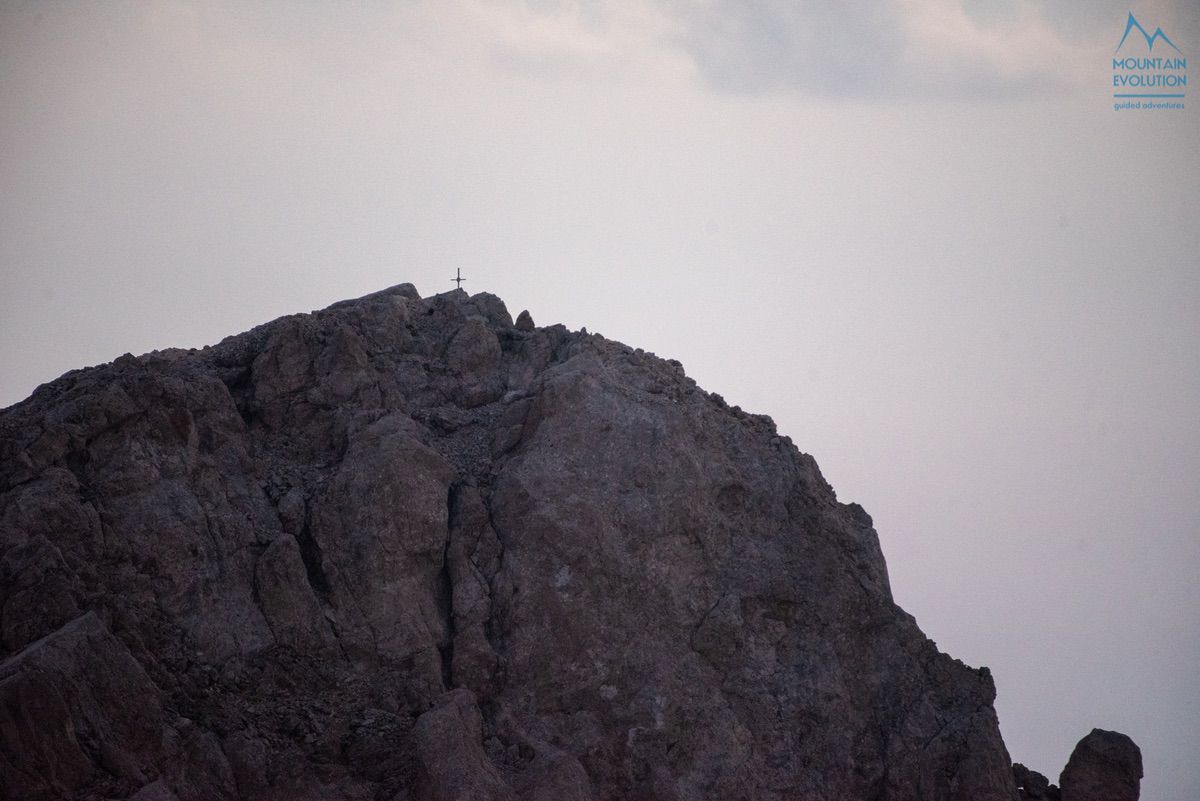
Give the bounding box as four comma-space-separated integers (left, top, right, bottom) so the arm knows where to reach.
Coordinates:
1060, 729, 1142, 801
413, 689, 516, 801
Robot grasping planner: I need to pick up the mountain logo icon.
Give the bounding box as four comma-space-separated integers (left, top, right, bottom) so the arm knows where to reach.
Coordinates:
1115, 12, 1182, 54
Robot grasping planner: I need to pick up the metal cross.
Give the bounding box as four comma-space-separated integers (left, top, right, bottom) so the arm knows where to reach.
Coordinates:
453, 268, 465, 289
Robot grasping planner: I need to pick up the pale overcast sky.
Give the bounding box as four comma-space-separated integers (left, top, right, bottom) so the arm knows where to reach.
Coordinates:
2, 2, 1198, 798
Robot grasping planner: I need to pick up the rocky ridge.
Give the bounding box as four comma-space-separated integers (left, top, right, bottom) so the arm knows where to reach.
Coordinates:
0, 284, 1135, 800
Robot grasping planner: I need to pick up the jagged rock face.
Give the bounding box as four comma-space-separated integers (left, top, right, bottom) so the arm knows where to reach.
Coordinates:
1013, 763, 1059, 800
0, 613, 163, 800
1059, 729, 1142, 801
0, 285, 1019, 800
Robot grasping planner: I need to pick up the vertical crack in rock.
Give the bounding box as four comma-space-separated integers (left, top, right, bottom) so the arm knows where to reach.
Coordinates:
293, 508, 331, 599
220, 365, 257, 427
481, 493, 509, 659
689, 591, 725, 650
443, 480, 505, 702
437, 483, 459, 691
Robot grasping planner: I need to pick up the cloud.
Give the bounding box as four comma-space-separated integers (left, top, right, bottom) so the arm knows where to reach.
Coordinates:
434, 0, 1112, 100
668, 0, 906, 96
434, 0, 1198, 100
664, 0, 1103, 99
398, 0, 688, 85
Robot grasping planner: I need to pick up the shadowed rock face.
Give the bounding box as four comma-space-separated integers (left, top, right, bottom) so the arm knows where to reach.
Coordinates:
1059, 729, 1142, 801
0, 285, 1023, 800
1013, 762, 1059, 800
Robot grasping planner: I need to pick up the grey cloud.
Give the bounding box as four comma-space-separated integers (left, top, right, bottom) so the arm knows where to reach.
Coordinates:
959, 0, 1021, 26
665, 0, 1071, 99
1037, 0, 1182, 41
668, 0, 906, 97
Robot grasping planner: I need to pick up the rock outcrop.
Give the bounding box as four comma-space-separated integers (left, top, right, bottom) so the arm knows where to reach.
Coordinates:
1014, 762, 1059, 800
0, 283, 1065, 799
0, 613, 163, 800
1059, 729, 1143, 801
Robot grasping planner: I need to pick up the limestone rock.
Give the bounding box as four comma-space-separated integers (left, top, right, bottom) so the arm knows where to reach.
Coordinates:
130, 779, 182, 801
0, 613, 164, 800
412, 689, 516, 801
1014, 762, 1058, 800
0, 284, 1101, 800
1060, 729, 1142, 801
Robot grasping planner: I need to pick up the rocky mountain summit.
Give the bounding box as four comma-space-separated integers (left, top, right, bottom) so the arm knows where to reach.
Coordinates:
0, 285, 1139, 800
